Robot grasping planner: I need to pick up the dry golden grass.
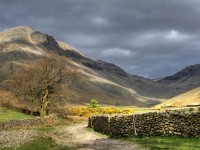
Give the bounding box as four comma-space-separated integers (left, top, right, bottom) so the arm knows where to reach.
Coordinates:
155, 87, 200, 108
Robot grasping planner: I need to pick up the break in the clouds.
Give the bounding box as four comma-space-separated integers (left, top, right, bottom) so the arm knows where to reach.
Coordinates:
1, 0, 200, 78
101, 48, 135, 58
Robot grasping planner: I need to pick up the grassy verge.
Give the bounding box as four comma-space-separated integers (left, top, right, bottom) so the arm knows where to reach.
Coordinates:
0, 137, 70, 150
0, 107, 34, 122
124, 136, 200, 150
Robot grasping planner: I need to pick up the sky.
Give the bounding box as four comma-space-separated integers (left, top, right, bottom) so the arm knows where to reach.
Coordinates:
1, 0, 200, 78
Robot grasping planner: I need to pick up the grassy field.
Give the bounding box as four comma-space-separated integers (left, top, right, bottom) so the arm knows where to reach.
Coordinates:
0, 137, 69, 150
0, 107, 34, 122
124, 136, 200, 150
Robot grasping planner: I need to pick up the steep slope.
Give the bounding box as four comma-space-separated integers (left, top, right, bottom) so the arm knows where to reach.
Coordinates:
155, 87, 200, 108
0, 26, 200, 107
159, 64, 200, 93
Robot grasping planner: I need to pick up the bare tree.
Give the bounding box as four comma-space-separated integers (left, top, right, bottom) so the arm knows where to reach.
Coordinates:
12, 54, 78, 118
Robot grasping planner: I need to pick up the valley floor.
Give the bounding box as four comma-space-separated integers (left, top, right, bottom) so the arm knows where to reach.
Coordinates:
0, 122, 143, 150
47, 122, 142, 150
1, 121, 200, 150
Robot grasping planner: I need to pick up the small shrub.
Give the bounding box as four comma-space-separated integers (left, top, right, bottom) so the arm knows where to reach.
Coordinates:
88, 99, 99, 108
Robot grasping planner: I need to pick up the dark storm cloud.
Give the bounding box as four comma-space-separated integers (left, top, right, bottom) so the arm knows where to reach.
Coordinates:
1, 0, 200, 78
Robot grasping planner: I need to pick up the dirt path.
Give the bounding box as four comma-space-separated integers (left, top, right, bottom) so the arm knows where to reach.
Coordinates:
49, 122, 145, 150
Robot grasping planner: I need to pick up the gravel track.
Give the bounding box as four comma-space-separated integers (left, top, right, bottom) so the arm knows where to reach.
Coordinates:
0, 122, 145, 150
50, 122, 144, 150
0, 130, 38, 148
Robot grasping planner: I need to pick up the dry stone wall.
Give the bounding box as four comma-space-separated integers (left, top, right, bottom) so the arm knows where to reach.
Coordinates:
88, 115, 111, 135
88, 110, 200, 137
0, 118, 59, 130
3, 119, 44, 130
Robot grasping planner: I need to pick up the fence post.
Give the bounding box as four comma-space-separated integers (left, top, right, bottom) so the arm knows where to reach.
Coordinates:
133, 115, 137, 136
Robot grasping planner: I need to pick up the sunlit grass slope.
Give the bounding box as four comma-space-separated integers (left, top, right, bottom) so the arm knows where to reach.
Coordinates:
155, 87, 200, 108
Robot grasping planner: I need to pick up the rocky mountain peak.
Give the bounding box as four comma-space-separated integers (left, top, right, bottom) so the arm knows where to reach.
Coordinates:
30, 31, 60, 50
3, 26, 34, 33
0, 26, 78, 54
1, 26, 60, 51
0, 26, 34, 43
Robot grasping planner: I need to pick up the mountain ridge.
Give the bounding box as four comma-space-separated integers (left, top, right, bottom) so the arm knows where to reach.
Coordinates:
0, 26, 200, 107
161, 64, 200, 82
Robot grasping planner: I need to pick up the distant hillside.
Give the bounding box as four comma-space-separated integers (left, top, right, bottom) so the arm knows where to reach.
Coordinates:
0, 26, 200, 107
156, 64, 200, 108
155, 87, 200, 108
162, 64, 200, 82
159, 64, 200, 93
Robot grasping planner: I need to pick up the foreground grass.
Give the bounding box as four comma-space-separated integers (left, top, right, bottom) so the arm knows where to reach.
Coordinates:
0, 137, 69, 150
124, 136, 200, 150
0, 107, 34, 122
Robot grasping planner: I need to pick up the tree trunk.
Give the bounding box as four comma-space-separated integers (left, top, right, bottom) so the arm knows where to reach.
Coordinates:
40, 90, 49, 119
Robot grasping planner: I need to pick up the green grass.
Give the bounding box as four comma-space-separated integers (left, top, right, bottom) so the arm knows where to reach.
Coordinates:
124, 136, 200, 150
0, 107, 34, 122
0, 137, 70, 150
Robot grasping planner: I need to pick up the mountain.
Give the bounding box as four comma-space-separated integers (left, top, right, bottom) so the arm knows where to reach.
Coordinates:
154, 62, 200, 108
155, 87, 200, 108
159, 64, 200, 94
162, 64, 200, 82
0, 26, 200, 107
